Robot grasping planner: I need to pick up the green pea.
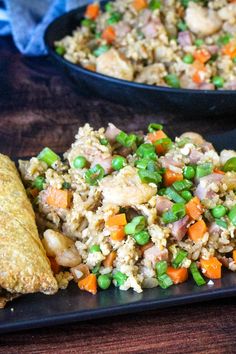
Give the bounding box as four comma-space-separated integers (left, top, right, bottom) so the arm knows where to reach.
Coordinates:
81, 18, 96, 29
177, 20, 187, 32
73, 156, 87, 169
212, 76, 224, 88
89, 245, 101, 253
55, 45, 65, 56
223, 157, 236, 172
112, 156, 126, 171
107, 11, 122, 25
113, 271, 128, 286
183, 166, 195, 179
164, 74, 180, 88
105, 1, 113, 11
211, 205, 227, 218
149, 0, 161, 10
93, 45, 110, 57
194, 39, 204, 47
92, 265, 100, 276
133, 230, 150, 245
181, 190, 192, 201
33, 176, 45, 191
183, 54, 194, 64
100, 138, 109, 146
62, 182, 71, 190
98, 274, 111, 289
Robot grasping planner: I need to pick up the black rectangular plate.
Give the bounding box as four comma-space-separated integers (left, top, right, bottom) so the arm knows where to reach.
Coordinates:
0, 129, 236, 334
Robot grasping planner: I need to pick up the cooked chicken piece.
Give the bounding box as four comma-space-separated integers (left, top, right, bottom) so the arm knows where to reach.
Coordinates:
144, 246, 168, 266
218, 3, 236, 21
96, 48, 134, 81
180, 132, 205, 146
42, 229, 74, 257
135, 63, 166, 85
100, 166, 157, 206
185, 3, 222, 37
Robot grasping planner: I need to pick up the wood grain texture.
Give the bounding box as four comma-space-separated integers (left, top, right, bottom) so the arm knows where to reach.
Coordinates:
1, 36, 236, 353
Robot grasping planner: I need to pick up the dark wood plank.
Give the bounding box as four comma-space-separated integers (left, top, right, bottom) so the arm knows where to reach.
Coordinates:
1, 36, 236, 353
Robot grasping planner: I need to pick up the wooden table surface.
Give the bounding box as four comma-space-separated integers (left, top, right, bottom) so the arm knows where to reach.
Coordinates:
1, 36, 236, 353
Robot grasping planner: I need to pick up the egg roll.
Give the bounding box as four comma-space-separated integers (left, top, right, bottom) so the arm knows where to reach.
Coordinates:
0, 154, 58, 298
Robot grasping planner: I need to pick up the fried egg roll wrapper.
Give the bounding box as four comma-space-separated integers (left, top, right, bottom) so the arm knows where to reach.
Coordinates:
0, 154, 58, 295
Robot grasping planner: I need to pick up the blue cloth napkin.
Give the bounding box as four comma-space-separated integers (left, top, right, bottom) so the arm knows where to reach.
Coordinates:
0, 0, 89, 56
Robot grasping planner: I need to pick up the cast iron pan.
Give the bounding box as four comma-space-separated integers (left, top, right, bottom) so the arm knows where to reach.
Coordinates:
44, 2, 236, 119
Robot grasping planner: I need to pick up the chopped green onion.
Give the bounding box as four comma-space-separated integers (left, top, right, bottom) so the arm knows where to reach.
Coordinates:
85, 164, 105, 186
217, 33, 232, 46
138, 170, 162, 184
172, 179, 193, 191
158, 188, 166, 196
158, 274, 173, 289
148, 123, 163, 133
95, 31, 102, 39
176, 137, 191, 148
113, 271, 128, 286
165, 187, 186, 203
228, 206, 236, 226
212, 76, 224, 88
215, 218, 227, 229
116, 131, 137, 148
223, 157, 236, 172
89, 244, 101, 253
156, 261, 167, 277
62, 182, 71, 190
211, 205, 227, 218
33, 176, 45, 191
194, 38, 204, 47
135, 158, 158, 172
136, 143, 157, 160
81, 18, 96, 29
149, 0, 161, 10
162, 210, 178, 224
98, 274, 112, 289
93, 45, 110, 57
133, 230, 150, 245
172, 249, 188, 268
183, 166, 195, 179
154, 138, 173, 153
107, 11, 122, 25
73, 156, 87, 169
180, 0, 190, 8
124, 216, 146, 235
55, 45, 65, 56
195, 163, 213, 179
190, 262, 206, 286
233, 57, 236, 64
164, 74, 180, 88
177, 20, 188, 32
100, 138, 109, 146
181, 190, 193, 202
37, 147, 60, 166
183, 54, 194, 64
92, 265, 100, 276
172, 203, 186, 219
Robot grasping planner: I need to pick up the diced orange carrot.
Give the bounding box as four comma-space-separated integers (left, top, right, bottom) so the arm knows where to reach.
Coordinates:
29, 188, 39, 198
233, 250, 236, 262
200, 257, 222, 279
85, 64, 96, 71
193, 60, 206, 71
110, 226, 125, 241
186, 197, 203, 221
102, 26, 116, 43
163, 169, 183, 187
213, 168, 225, 175
192, 60, 206, 84
166, 267, 188, 284
48, 257, 61, 274
140, 241, 154, 255
132, 0, 147, 10
188, 219, 207, 242
46, 187, 71, 209
85, 3, 100, 20
194, 49, 211, 64
106, 213, 127, 227
147, 130, 168, 154
78, 273, 97, 294
103, 251, 117, 267
222, 42, 236, 59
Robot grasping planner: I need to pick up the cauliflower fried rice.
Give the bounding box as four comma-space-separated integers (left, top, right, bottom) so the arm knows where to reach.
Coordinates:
55, 0, 236, 90
19, 123, 236, 294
